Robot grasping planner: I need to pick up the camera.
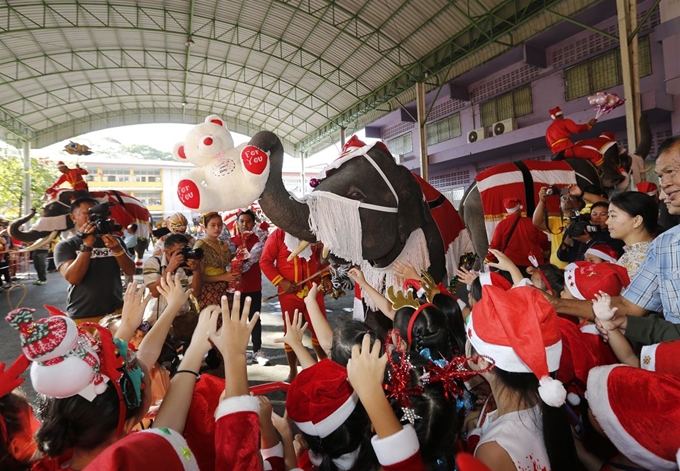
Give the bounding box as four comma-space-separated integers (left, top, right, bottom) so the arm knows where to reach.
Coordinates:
177, 245, 204, 266
88, 202, 122, 235
565, 212, 600, 238
545, 185, 560, 196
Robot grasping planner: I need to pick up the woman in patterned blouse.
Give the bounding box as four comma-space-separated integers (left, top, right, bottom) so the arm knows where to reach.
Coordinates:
607, 191, 659, 278
194, 212, 236, 309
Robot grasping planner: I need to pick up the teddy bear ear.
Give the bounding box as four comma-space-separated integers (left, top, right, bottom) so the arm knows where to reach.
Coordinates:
173, 142, 187, 162
204, 114, 225, 128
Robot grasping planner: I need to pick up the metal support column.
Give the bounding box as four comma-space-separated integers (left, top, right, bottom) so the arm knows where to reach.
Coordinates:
416, 81, 428, 182
340, 127, 346, 148
617, 0, 641, 148
22, 140, 31, 216
300, 150, 306, 197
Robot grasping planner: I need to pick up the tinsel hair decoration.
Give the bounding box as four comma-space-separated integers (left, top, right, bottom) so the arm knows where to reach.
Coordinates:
383, 330, 423, 408
419, 347, 494, 403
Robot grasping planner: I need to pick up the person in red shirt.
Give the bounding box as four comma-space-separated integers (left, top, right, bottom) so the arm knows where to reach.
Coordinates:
260, 228, 332, 382
486, 197, 549, 278
46, 161, 89, 196
230, 209, 270, 365
546, 107, 601, 165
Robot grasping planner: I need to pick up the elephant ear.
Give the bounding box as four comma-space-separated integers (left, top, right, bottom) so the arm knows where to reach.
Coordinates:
394, 165, 430, 244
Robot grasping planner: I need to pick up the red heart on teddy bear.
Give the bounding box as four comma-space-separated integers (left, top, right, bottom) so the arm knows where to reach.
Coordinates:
241, 146, 268, 175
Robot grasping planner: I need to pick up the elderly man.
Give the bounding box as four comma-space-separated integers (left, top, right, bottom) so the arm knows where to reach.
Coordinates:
552, 137, 680, 344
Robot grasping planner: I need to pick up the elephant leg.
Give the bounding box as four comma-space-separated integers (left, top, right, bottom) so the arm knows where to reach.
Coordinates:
285, 350, 298, 383
462, 185, 489, 269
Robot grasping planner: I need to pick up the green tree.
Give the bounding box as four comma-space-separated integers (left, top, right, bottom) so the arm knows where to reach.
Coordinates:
0, 152, 58, 219
122, 144, 174, 161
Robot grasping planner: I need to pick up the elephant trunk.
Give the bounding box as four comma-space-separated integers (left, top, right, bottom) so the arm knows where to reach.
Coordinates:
635, 115, 652, 159
8, 209, 53, 242
250, 131, 315, 242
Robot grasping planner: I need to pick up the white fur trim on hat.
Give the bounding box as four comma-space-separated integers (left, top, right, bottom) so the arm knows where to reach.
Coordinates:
585, 247, 618, 263
639, 344, 659, 372
261, 442, 284, 460
587, 365, 677, 470
294, 391, 359, 439
214, 395, 260, 421
467, 314, 562, 374
371, 424, 420, 467
506, 204, 522, 214
564, 263, 585, 300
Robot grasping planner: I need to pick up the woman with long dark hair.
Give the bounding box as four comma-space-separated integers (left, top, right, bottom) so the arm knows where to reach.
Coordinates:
607, 191, 658, 278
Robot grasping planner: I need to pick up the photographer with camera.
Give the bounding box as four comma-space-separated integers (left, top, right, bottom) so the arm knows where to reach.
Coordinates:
54, 197, 136, 323
142, 233, 203, 325
533, 186, 585, 269
556, 211, 599, 263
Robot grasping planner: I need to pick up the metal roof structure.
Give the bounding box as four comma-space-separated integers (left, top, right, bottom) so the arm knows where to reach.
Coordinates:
0, 0, 600, 156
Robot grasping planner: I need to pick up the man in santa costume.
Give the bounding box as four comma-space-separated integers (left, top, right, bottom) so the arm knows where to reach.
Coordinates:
486, 197, 548, 277
46, 161, 89, 196
260, 228, 332, 382
546, 107, 602, 165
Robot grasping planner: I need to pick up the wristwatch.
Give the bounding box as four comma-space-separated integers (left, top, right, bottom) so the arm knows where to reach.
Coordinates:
79, 244, 93, 252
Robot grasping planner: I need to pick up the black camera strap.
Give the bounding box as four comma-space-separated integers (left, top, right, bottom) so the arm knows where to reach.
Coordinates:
501, 213, 522, 253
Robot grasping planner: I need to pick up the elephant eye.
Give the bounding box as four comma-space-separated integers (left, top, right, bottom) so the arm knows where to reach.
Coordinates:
347, 187, 366, 200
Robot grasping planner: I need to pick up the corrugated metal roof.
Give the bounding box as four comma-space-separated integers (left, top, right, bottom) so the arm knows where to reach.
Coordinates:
0, 0, 601, 155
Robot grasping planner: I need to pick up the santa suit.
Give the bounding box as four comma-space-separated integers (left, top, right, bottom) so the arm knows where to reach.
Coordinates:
260, 228, 330, 349
487, 213, 548, 268
48, 167, 89, 193
546, 119, 603, 166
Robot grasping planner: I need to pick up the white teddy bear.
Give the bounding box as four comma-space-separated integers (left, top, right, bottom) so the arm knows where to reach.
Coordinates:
174, 115, 271, 212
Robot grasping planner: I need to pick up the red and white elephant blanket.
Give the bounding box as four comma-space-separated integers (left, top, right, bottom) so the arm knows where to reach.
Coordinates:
475, 160, 576, 242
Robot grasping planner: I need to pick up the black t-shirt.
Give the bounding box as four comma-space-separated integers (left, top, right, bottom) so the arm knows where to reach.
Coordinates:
54, 235, 130, 319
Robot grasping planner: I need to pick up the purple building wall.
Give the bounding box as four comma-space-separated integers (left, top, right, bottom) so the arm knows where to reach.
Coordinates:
369, 0, 675, 205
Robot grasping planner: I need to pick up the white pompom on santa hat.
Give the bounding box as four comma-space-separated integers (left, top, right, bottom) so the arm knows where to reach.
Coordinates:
587, 365, 680, 470
467, 285, 566, 407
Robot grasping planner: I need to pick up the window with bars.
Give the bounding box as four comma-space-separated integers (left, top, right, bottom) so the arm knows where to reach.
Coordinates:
480, 84, 533, 127
134, 191, 163, 206
564, 36, 652, 101
101, 168, 131, 182
426, 113, 462, 146
134, 169, 161, 182
386, 132, 413, 156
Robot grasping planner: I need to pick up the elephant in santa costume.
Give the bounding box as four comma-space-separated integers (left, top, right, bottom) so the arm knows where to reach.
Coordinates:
175, 121, 471, 312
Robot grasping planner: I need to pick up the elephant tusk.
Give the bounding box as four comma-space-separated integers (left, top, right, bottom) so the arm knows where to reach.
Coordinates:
16, 231, 58, 253
287, 240, 310, 261
322, 246, 330, 260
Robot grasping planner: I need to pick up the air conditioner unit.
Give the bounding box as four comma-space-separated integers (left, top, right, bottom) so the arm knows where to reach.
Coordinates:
467, 128, 486, 144
492, 118, 518, 136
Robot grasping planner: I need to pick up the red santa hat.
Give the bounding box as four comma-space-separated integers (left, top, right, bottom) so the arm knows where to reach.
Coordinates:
587, 365, 680, 470
564, 262, 630, 300
600, 132, 616, 141
503, 197, 522, 214
549, 107, 563, 119
478, 271, 512, 291
636, 181, 658, 197
585, 244, 619, 263
83, 428, 200, 471
56, 161, 66, 167
639, 341, 680, 376
467, 285, 566, 407
286, 359, 358, 438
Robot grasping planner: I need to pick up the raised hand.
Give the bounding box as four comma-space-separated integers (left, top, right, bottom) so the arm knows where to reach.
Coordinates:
393, 261, 419, 280
348, 267, 366, 284
486, 248, 517, 273
455, 267, 478, 286
157, 271, 193, 310
190, 305, 221, 356
304, 283, 319, 304
117, 281, 151, 341
274, 310, 308, 348
592, 291, 617, 321
347, 333, 387, 398
208, 292, 260, 358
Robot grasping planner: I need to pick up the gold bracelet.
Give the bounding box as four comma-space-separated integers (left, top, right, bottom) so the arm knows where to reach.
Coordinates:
113, 250, 126, 257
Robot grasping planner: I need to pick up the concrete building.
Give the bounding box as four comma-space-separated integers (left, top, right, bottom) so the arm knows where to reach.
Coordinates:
361, 0, 677, 208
